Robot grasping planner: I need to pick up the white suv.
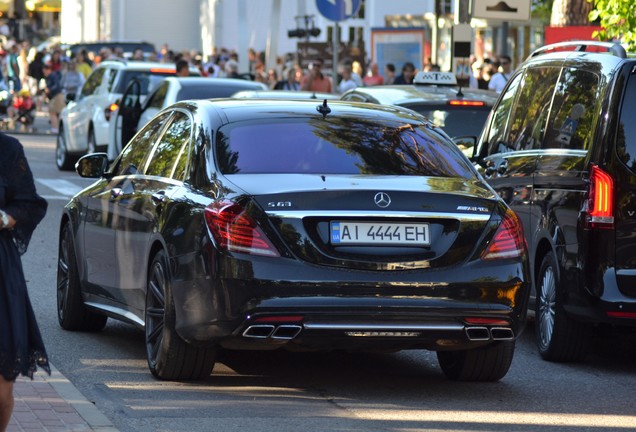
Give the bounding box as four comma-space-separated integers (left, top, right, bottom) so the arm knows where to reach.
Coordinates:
55, 59, 199, 170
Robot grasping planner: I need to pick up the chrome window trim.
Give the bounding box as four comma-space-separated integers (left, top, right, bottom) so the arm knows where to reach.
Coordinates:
266, 210, 490, 221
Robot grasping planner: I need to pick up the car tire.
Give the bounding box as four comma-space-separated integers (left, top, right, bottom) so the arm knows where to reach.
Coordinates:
56, 127, 75, 171
87, 128, 97, 154
535, 252, 589, 362
436, 341, 515, 381
145, 250, 217, 381
57, 221, 108, 331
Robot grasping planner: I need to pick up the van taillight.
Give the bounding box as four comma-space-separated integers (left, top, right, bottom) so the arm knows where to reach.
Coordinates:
204, 200, 280, 257
482, 209, 527, 260
585, 164, 614, 229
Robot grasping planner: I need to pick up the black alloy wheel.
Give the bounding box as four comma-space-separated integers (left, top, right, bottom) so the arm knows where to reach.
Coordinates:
145, 250, 217, 381
57, 221, 108, 331
436, 341, 515, 381
56, 127, 74, 171
535, 252, 589, 362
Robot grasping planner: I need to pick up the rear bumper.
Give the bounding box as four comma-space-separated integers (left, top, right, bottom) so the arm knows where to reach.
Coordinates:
172, 255, 530, 349
563, 267, 636, 325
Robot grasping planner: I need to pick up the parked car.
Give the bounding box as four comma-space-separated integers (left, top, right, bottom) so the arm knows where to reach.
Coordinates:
58, 98, 530, 382
462, 40, 636, 362
108, 77, 268, 160
340, 72, 498, 139
55, 59, 200, 171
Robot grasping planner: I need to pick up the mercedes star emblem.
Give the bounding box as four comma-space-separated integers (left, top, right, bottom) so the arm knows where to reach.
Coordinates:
374, 192, 391, 208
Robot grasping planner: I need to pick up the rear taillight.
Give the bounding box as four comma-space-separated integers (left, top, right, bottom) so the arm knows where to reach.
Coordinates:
204, 200, 280, 257
104, 103, 118, 121
481, 209, 527, 260
448, 100, 485, 107
585, 164, 614, 229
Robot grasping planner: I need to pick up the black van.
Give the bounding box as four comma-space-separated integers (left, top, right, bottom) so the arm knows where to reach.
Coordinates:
463, 41, 636, 362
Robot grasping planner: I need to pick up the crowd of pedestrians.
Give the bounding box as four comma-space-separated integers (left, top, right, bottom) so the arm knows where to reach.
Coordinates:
0, 33, 515, 133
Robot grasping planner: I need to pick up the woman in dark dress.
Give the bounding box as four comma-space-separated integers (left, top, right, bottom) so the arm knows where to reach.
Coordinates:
0, 133, 49, 431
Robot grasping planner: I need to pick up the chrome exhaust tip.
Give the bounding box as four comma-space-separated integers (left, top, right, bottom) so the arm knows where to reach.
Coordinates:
242, 324, 275, 339
271, 325, 302, 340
490, 327, 514, 340
465, 326, 490, 341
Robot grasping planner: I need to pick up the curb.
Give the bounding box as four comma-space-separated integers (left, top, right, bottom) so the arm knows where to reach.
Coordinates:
41, 363, 119, 432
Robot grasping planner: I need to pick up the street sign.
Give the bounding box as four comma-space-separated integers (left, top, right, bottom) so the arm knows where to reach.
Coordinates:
316, 0, 361, 22
472, 0, 531, 21
452, 23, 472, 81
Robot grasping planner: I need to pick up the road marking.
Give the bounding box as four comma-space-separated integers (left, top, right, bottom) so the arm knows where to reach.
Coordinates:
36, 178, 85, 200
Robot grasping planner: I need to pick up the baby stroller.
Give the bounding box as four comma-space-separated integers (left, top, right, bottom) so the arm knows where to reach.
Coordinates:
12, 87, 35, 128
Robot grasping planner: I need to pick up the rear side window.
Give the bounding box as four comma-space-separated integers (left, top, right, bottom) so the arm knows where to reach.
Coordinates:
616, 73, 636, 171
486, 73, 522, 154
215, 118, 477, 179
543, 68, 599, 150
146, 112, 192, 179
147, 81, 169, 109
114, 112, 171, 176
505, 67, 561, 152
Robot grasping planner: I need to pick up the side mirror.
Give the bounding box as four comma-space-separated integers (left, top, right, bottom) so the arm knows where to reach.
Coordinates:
75, 152, 109, 178
452, 136, 477, 159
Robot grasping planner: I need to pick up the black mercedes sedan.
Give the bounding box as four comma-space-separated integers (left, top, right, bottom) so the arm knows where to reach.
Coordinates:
57, 98, 530, 382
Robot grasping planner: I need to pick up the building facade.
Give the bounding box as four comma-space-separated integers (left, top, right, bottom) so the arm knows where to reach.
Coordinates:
60, 0, 541, 72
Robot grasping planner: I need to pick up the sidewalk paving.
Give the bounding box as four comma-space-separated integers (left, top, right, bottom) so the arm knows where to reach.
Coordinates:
6, 109, 117, 431
9, 363, 119, 432
4, 109, 55, 136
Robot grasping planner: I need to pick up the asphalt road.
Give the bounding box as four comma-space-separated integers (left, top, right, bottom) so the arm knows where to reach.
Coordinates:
17, 132, 636, 432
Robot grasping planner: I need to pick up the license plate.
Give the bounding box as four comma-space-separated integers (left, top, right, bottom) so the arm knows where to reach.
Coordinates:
330, 221, 430, 246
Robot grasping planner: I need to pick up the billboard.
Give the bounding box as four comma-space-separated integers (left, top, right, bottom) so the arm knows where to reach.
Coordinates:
371, 28, 427, 76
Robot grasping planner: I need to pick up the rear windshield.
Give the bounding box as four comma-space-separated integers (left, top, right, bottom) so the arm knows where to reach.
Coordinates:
215, 118, 477, 178
616, 72, 636, 172
114, 70, 177, 94
406, 104, 491, 138
176, 82, 263, 100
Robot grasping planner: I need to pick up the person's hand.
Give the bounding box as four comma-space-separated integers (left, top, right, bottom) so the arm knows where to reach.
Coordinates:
0, 210, 15, 229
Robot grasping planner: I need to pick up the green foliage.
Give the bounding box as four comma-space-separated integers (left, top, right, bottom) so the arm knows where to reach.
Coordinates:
588, 0, 636, 51
533, 0, 554, 22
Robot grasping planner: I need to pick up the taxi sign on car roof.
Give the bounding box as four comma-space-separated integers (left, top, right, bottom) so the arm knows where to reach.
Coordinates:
413, 71, 458, 86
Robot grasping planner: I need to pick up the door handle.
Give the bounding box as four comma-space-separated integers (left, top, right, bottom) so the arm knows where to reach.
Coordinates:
497, 160, 509, 175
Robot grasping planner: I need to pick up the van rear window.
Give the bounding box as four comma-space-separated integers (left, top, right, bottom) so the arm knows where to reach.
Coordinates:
616, 74, 636, 171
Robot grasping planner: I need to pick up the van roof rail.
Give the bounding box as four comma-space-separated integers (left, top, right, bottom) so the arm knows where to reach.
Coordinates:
529, 40, 626, 60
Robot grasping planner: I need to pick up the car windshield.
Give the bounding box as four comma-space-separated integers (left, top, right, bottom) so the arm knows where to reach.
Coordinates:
215, 118, 477, 179
176, 83, 261, 100
115, 70, 177, 94
407, 104, 491, 138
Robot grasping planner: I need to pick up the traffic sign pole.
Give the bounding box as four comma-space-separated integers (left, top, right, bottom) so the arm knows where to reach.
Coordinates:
332, 21, 338, 93
315, 0, 362, 94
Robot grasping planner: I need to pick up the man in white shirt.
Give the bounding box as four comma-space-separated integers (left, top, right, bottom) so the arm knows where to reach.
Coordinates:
488, 55, 513, 93
337, 64, 358, 94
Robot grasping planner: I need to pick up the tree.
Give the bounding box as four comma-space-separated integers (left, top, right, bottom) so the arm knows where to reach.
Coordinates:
550, 0, 593, 26
589, 0, 636, 51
